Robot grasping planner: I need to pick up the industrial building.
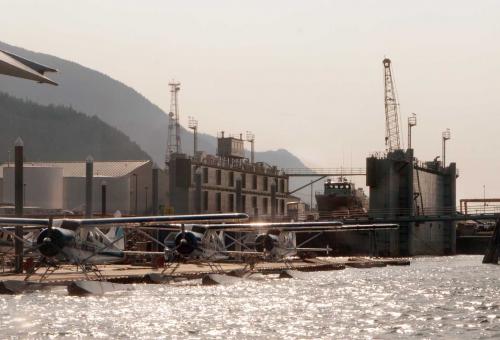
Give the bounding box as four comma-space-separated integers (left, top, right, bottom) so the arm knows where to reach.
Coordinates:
366, 149, 457, 256
0, 160, 167, 215
168, 134, 289, 218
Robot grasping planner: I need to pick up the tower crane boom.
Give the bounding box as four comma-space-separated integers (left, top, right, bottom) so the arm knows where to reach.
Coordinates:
383, 58, 401, 151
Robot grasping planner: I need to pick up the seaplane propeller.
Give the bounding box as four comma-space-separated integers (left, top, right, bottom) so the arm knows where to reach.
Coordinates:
165, 224, 204, 260
36, 219, 75, 258
254, 233, 279, 253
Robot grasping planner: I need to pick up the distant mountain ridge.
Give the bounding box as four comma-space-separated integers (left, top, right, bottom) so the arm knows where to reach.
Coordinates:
0, 41, 308, 168
0, 92, 150, 162
0, 41, 312, 201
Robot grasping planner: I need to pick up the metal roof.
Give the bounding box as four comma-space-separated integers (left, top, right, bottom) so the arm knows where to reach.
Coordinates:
0, 49, 57, 85
0, 160, 151, 178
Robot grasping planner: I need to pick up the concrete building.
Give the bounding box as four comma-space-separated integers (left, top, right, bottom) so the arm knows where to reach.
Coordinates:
168, 135, 289, 218
0, 160, 168, 215
366, 149, 457, 256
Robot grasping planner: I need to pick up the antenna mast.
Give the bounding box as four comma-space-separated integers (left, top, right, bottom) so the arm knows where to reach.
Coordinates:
166, 80, 181, 164
383, 58, 401, 151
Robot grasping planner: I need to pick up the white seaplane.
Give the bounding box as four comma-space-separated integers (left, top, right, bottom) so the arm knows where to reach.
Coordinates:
0, 212, 247, 294
156, 220, 399, 281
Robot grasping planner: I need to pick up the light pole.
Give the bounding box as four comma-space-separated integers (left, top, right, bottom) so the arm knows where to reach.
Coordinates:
408, 113, 417, 149
188, 116, 198, 156
132, 173, 138, 215
145, 186, 149, 214
101, 180, 107, 216
246, 131, 255, 164
483, 184, 486, 213
442, 128, 451, 168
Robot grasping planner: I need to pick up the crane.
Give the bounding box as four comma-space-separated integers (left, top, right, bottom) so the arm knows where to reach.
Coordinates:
383, 58, 402, 151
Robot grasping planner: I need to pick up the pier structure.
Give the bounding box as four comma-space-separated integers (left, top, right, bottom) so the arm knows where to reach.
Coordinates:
366, 149, 457, 256
167, 133, 288, 218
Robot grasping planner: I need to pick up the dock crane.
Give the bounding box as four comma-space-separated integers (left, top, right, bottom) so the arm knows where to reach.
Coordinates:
383, 58, 402, 151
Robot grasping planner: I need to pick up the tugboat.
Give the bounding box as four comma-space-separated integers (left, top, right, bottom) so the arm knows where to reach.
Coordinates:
315, 177, 368, 218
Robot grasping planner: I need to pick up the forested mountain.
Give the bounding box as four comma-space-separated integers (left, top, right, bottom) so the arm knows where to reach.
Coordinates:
0, 93, 150, 162
0, 41, 312, 201
0, 41, 309, 170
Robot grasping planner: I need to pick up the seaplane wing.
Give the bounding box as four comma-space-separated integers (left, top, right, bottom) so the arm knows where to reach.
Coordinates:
198, 221, 398, 233
0, 213, 248, 229
0, 217, 50, 229
274, 223, 399, 233
58, 213, 248, 229
0, 49, 58, 85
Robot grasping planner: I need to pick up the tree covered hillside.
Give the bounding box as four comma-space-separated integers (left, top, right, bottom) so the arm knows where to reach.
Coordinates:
0, 92, 150, 162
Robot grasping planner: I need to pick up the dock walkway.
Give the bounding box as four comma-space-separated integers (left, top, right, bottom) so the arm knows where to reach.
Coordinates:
0, 257, 410, 285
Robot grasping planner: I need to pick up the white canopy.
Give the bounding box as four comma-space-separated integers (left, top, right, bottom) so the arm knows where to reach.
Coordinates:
0, 49, 57, 85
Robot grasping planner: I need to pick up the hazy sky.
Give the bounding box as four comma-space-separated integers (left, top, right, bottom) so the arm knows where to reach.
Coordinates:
1, 0, 500, 201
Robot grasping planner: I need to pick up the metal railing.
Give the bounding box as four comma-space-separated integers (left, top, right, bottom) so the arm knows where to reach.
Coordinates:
284, 167, 366, 176
193, 157, 286, 176
316, 205, 500, 220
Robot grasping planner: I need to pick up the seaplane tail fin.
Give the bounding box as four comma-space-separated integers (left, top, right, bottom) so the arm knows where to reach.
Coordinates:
106, 226, 125, 250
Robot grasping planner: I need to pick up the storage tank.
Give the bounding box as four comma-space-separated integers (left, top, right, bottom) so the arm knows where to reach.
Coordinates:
3, 166, 63, 209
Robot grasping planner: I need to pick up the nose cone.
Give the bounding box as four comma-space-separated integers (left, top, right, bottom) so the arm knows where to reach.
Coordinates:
36, 228, 75, 258
174, 232, 198, 255
255, 234, 276, 252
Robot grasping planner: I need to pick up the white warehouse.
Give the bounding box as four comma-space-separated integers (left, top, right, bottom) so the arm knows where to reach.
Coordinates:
0, 160, 168, 215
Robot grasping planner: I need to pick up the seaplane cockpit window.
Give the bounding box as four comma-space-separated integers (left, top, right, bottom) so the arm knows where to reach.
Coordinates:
165, 233, 176, 242
192, 226, 206, 234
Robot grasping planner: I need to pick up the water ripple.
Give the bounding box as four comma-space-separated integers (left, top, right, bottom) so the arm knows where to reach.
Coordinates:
0, 255, 499, 339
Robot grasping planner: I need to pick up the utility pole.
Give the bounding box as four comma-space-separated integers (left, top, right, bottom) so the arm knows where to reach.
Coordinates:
383, 58, 402, 151
188, 116, 198, 156
246, 131, 255, 164
442, 128, 451, 168
166, 80, 181, 165
408, 113, 417, 149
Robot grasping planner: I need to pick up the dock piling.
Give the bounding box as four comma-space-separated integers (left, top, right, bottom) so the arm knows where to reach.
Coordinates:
85, 156, 93, 218
482, 219, 500, 264
14, 137, 24, 273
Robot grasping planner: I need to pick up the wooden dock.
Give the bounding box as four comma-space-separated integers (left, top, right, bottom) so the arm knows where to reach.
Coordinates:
0, 257, 410, 286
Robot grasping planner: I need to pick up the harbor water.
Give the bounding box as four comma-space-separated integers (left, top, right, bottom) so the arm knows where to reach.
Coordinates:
1, 255, 499, 339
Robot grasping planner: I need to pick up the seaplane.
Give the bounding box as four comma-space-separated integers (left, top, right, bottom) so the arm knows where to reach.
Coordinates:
155, 220, 399, 283
0, 212, 248, 295
161, 221, 399, 261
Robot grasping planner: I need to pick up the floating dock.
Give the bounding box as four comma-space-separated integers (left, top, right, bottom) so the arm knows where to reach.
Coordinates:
0, 257, 410, 290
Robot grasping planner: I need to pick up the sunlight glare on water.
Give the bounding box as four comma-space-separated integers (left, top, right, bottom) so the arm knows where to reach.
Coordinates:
0, 256, 499, 339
